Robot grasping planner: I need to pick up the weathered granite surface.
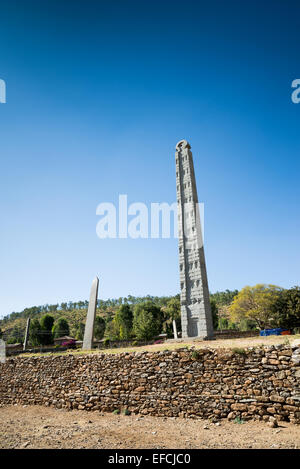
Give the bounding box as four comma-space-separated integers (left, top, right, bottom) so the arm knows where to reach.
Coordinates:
175, 140, 213, 339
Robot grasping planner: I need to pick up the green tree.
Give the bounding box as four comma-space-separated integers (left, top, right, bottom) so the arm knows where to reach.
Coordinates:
75, 322, 85, 340
114, 304, 133, 339
229, 284, 283, 329
52, 318, 70, 338
133, 302, 162, 340
94, 316, 106, 340
210, 289, 239, 306
210, 299, 219, 330
104, 319, 120, 340
163, 297, 181, 337
40, 314, 54, 345
29, 319, 42, 346
6, 325, 24, 344
271, 286, 300, 330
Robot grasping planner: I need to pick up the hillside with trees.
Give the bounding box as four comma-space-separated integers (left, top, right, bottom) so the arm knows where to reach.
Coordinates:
0, 286, 299, 346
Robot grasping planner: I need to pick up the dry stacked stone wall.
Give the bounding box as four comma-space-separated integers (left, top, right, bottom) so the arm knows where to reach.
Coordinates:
0, 344, 299, 424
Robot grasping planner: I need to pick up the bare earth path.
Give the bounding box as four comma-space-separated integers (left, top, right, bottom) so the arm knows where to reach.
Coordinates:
0, 405, 299, 449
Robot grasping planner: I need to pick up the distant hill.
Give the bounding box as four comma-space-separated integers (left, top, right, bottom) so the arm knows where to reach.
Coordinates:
0, 291, 241, 344
0, 295, 179, 343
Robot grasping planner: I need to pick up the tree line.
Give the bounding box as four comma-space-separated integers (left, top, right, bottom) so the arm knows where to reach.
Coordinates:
0, 295, 177, 324
0, 285, 299, 345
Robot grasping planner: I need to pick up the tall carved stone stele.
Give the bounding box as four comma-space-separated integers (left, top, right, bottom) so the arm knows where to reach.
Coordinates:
82, 277, 99, 350
175, 140, 214, 339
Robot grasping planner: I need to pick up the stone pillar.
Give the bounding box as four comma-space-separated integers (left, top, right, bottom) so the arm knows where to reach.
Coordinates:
172, 320, 178, 339
23, 318, 31, 351
175, 140, 214, 339
0, 339, 6, 363
82, 277, 99, 350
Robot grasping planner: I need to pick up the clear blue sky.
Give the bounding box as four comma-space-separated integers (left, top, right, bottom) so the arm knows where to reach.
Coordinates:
0, 0, 299, 317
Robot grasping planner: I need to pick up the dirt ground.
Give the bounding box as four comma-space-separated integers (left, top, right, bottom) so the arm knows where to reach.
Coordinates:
160, 334, 299, 351
0, 405, 299, 449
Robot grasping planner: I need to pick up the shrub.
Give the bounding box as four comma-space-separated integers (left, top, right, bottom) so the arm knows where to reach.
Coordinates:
232, 347, 246, 356
234, 416, 244, 424
191, 350, 201, 360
